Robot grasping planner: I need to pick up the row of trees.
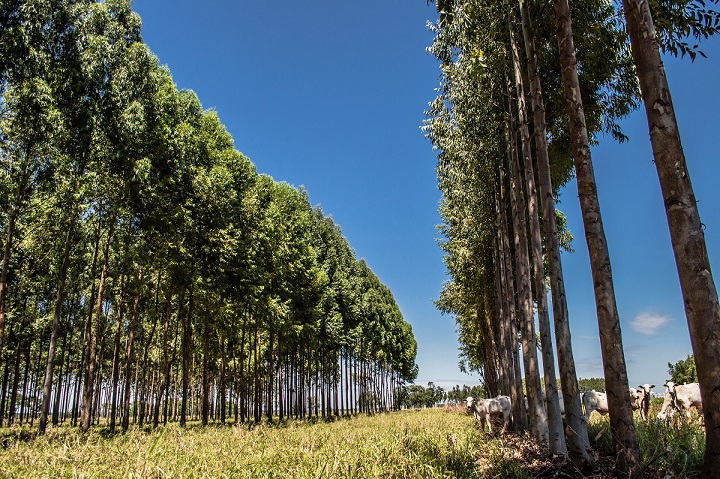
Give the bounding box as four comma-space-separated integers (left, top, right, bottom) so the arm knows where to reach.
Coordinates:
0, 0, 418, 434
426, 0, 719, 476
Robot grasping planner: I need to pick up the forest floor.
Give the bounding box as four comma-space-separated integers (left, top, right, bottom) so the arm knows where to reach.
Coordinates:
0, 406, 705, 478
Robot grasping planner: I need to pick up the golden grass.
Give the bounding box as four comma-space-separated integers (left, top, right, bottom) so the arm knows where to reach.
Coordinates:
0, 409, 499, 478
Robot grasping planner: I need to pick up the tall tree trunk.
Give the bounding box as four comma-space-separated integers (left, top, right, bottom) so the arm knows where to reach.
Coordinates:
121, 269, 142, 431
622, 2, 720, 475
51, 328, 69, 425
510, 9, 566, 454
480, 284, 500, 398
201, 301, 210, 425
81, 220, 114, 432
155, 291, 172, 427
553, 0, 640, 474
8, 339, 22, 425
109, 272, 125, 433
39, 205, 76, 434
518, 0, 590, 460
181, 282, 193, 427
0, 173, 28, 362
506, 66, 547, 444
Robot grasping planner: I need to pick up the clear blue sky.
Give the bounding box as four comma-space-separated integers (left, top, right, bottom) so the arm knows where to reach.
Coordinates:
132, 0, 719, 392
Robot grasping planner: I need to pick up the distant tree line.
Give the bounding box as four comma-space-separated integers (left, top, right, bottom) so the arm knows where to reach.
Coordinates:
0, 0, 418, 434
426, 0, 720, 474
396, 382, 446, 408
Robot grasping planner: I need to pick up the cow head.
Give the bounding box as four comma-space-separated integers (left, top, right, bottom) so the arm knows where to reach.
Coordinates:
465, 396, 474, 411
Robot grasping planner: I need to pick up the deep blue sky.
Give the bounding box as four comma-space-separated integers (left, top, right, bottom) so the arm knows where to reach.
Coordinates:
133, 1, 719, 392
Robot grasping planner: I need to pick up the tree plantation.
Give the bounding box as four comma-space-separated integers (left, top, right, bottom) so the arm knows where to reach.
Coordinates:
426, 0, 719, 477
1, 0, 719, 477
0, 0, 418, 439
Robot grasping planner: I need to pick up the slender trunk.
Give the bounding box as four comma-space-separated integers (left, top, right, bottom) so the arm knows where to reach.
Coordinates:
480, 284, 499, 398
503, 83, 529, 433
155, 292, 172, 427
7, 340, 22, 425
0, 179, 26, 360
109, 272, 125, 433
518, 0, 589, 459
506, 63, 547, 444
622, 2, 720, 474
180, 282, 193, 427
39, 203, 77, 434
51, 328, 69, 425
81, 220, 114, 432
553, 0, 640, 474
219, 333, 226, 424
20, 341, 30, 423
201, 302, 210, 425
510, 10, 565, 454
121, 269, 142, 431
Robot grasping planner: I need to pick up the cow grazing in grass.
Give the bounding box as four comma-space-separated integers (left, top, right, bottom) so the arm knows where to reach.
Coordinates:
465, 396, 511, 434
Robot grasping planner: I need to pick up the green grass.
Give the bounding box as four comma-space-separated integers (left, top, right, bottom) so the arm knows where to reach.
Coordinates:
0, 409, 508, 478
0, 404, 706, 478
586, 398, 706, 477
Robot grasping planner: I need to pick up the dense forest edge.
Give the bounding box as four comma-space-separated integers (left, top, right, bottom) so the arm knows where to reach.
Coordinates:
0, 0, 419, 440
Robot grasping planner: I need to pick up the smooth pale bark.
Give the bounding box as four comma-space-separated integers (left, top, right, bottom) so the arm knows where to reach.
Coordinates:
518, 0, 590, 460
621, 1, 720, 475
509, 16, 565, 454
552, 0, 641, 474
39, 215, 75, 434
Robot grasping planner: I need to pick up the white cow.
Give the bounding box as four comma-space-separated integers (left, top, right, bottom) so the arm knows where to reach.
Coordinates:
582, 390, 608, 422
658, 382, 702, 420
635, 384, 655, 420
466, 396, 511, 434
583, 388, 646, 421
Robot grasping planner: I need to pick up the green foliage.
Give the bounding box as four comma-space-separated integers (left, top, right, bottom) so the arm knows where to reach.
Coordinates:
667, 354, 697, 384
0, 0, 418, 432
578, 377, 606, 393
396, 382, 446, 408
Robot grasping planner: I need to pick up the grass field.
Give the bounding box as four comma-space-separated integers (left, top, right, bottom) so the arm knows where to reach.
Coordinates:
0, 403, 706, 478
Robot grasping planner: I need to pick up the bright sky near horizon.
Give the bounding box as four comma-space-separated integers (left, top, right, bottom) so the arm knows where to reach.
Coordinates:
132, 1, 720, 393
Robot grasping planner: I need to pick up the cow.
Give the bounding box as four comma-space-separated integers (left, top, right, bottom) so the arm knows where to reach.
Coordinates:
582, 390, 608, 422
466, 395, 511, 434
583, 388, 647, 422
635, 384, 655, 420
657, 381, 702, 421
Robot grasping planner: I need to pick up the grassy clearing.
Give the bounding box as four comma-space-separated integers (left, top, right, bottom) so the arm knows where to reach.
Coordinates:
0, 404, 706, 478
0, 409, 517, 478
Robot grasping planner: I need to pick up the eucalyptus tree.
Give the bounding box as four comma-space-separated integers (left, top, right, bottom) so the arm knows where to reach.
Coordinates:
516, 0, 590, 460
552, 0, 641, 473
620, 1, 720, 474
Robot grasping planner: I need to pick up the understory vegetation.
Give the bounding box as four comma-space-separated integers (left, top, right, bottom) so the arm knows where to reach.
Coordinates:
0, 406, 707, 478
